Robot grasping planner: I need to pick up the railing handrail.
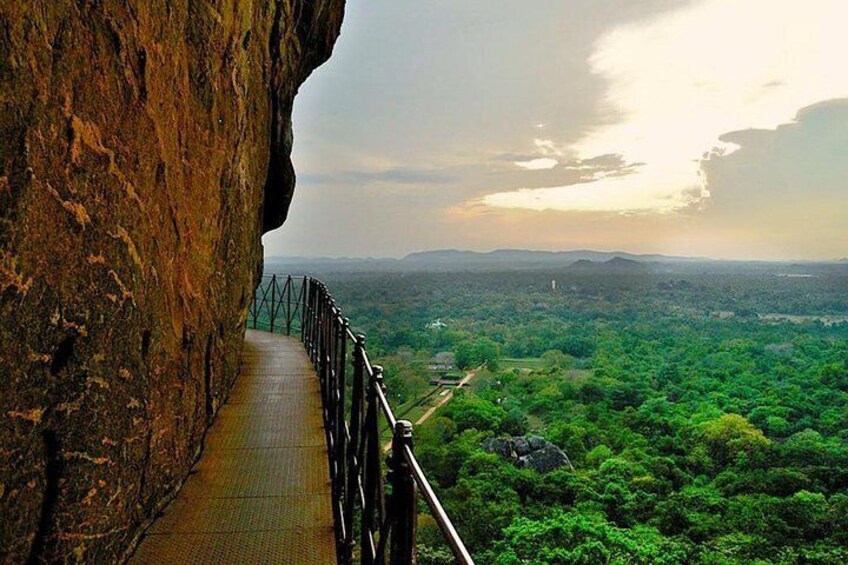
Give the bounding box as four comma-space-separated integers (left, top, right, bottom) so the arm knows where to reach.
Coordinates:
248, 274, 474, 565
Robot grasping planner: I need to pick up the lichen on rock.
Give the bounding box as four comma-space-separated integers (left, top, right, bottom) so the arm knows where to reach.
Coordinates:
0, 1, 344, 562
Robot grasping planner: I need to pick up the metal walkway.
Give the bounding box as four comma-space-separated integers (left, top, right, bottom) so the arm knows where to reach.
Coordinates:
130, 330, 336, 564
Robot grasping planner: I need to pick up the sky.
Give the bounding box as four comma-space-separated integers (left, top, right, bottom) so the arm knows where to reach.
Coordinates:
263, 0, 848, 260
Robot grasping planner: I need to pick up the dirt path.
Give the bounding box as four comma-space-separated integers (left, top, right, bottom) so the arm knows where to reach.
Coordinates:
383, 365, 484, 452
415, 366, 481, 426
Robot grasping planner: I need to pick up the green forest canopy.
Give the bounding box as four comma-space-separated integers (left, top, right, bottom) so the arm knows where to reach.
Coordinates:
304, 266, 848, 564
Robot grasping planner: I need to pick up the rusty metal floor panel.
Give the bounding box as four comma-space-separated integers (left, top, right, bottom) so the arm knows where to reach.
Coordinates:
130, 330, 336, 565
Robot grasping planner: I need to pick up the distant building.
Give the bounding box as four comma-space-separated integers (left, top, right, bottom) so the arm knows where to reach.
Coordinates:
426, 319, 448, 330
551, 279, 556, 291
428, 351, 455, 372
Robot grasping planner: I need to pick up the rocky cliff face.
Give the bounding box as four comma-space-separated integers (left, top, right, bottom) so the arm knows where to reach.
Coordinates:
0, 1, 344, 561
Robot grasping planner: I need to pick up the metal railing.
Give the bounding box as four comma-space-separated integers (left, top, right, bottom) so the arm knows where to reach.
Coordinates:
247, 274, 474, 565
248, 274, 305, 334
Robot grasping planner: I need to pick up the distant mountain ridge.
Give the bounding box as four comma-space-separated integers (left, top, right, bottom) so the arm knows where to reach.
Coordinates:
403, 248, 710, 264
571, 257, 650, 270
264, 250, 848, 275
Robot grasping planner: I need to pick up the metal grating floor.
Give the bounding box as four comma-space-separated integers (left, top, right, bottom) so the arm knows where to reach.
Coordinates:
130, 330, 336, 564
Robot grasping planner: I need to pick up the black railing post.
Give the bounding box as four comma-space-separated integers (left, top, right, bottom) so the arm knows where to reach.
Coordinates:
390, 420, 417, 565
269, 274, 277, 333
319, 293, 329, 420
308, 279, 315, 356
335, 317, 349, 542
301, 280, 307, 343
315, 284, 322, 367
315, 284, 321, 362
324, 300, 333, 423
286, 275, 293, 335
325, 304, 343, 558
361, 364, 385, 565
301, 277, 309, 343
343, 333, 366, 565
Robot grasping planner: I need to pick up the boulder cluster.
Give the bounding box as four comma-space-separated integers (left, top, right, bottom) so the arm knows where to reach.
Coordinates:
482, 436, 575, 474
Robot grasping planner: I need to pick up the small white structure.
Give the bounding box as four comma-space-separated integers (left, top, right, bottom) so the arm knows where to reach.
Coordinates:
426, 319, 448, 330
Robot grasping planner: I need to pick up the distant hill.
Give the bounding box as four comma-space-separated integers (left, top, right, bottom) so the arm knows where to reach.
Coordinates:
264, 249, 846, 275
603, 256, 648, 269
403, 248, 707, 265
569, 257, 650, 270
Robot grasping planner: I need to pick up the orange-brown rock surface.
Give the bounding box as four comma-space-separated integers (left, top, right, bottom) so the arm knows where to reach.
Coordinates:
0, 1, 344, 561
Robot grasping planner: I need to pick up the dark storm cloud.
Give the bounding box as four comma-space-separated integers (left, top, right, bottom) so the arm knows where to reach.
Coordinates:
695, 98, 848, 256
702, 98, 848, 211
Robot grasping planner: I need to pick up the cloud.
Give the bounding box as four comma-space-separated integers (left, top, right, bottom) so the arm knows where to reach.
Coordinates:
483, 152, 646, 211
701, 99, 848, 224
561, 153, 643, 174
533, 138, 565, 157
514, 158, 559, 170
481, 0, 848, 214
300, 167, 456, 186
482, 171, 699, 213
491, 152, 539, 163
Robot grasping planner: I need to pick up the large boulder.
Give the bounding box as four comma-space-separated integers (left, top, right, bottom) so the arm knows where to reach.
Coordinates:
482, 435, 574, 474
0, 1, 345, 562
520, 445, 572, 474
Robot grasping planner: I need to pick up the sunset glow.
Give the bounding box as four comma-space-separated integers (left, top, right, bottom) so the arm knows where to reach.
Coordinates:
482, 0, 848, 214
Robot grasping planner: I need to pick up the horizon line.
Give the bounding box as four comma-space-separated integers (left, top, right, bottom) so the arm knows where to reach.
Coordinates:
263, 247, 848, 264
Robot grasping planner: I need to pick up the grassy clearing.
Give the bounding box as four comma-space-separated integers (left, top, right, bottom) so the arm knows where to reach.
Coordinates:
500, 357, 547, 371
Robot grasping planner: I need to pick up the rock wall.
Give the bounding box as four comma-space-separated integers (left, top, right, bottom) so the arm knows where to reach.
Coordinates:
0, 1, 344, 562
